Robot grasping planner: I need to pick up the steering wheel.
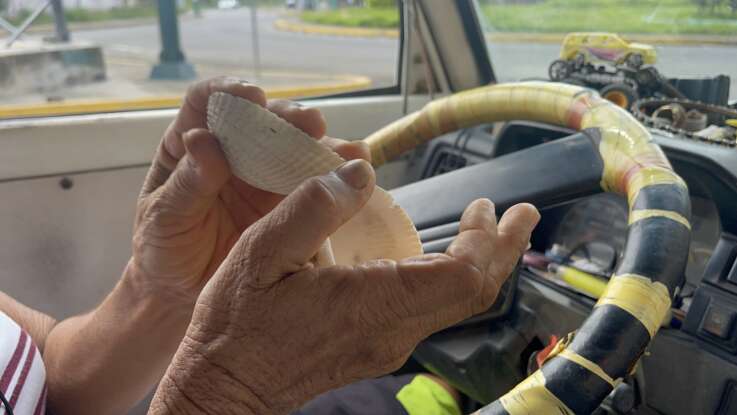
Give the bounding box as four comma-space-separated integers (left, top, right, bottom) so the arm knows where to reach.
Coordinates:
364, 82, 692, 414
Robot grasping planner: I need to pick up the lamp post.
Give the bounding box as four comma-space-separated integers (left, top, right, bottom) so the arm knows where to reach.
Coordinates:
49, 0, 70, 42
150, 0, 196, 80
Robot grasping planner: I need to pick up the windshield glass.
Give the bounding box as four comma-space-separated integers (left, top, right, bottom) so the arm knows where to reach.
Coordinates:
0, 0, 399, 118
476, 0, 737, 100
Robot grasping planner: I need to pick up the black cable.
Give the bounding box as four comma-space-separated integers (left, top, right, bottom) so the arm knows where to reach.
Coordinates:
0, 388, 14, 415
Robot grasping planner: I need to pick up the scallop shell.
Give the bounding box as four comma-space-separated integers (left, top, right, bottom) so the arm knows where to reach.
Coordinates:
207, 92, 423, 266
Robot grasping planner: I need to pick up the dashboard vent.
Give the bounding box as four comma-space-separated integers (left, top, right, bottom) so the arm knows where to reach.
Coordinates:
419, 221, 460, 253
425, 150, 468, 178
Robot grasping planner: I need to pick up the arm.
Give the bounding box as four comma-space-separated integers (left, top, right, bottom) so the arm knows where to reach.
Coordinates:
1, 78, 368, 415
148, 161, 540, 414
0, 265, 188, 415
0, 291, 56, 352
42, 261, 189, 415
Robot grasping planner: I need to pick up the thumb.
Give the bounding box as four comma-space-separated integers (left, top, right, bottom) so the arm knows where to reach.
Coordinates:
238, 159, 375, 286
150, 128, 230, 218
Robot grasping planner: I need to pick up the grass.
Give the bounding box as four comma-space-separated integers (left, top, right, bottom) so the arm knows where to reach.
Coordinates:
4, 6, 159, 26
480, 0, 737, 35
300, 7, 399, 29
299, 0, 737, 35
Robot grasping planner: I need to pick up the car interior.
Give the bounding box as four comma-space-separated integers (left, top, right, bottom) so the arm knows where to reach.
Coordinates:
0, 1, 736, 414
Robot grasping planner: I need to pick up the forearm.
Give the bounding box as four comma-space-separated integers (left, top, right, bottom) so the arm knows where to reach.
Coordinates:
0, 291, 56, 352
43, 260, 191, 415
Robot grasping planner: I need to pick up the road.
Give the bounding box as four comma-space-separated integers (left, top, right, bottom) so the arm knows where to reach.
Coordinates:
72, 8, 737, 98
18, 7, 737, 100
78, 9, 400, 87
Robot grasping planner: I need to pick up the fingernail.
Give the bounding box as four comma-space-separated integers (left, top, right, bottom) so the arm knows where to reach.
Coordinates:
528, 207, 541, 232
335, 159, 371, 189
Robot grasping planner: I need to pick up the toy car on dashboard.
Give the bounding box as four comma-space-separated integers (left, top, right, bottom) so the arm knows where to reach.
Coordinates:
558, 32, 656, 69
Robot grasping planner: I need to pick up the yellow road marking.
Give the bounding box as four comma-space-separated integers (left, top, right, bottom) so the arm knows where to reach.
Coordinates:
0, 77, 372, 119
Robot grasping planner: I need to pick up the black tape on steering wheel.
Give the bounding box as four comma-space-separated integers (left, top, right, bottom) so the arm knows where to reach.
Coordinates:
365, 82, 691, 415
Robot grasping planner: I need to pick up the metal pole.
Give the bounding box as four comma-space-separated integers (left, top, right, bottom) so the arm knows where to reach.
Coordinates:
250, 3, 261, 79
6, 1, 51, 48
157, 0, 185, 64
401, 0, 412, 115
50, 0, 70, 42
150, 0, 196, 80
0, 17, 17, 35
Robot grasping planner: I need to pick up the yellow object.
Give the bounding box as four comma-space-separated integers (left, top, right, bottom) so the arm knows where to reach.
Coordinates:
629, 209, 691, 229
602, 89, 630, 108
541, 334, 620, 392
624, 166, 687, 206
557, 349, 618, 388
0, 77, 372, 119
0, 96, 183, 119
553, 264, 608, 299
274, 18, 399, 39
596, 274, 672, 337
541, 332, 574, 365
499, 370, 574, 415
726, 119, 737, 128
559, 32, 657, 66
396, 375, 461, 415
363, 81, 689, 413
366, 82, 584, 166
274, 18, 737, 46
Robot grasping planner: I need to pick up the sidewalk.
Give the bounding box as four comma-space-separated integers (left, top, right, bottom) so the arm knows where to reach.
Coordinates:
22, 16, 159, 35
0, 45, 371, 118
274, 17, 737, 46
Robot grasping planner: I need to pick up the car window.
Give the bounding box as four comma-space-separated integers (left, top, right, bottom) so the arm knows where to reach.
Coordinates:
476, 0, 737, 101
0, 0, 400, 118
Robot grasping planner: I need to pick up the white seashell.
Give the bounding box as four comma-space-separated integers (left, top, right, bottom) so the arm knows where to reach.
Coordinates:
207, 92, 344, 195
207, 92, 423, 266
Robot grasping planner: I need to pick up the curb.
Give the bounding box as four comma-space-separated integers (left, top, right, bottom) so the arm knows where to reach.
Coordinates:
22, 17, 159, 35
275, 18, 737, 46
274, 18, 398, 38
0, 75, 372, 119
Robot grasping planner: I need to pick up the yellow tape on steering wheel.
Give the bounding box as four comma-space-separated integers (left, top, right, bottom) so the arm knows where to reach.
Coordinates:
629, 209, 691, 229
557, 349, 618, 388
626, 166, 687, 206
499, 370, 574, 415
595, 274, 672, 338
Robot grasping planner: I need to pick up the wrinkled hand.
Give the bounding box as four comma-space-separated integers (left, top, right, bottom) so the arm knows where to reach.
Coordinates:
130, 77, 368, 307
151, 160, 540, 414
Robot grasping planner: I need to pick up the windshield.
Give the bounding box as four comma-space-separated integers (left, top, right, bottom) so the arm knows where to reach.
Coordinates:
0, 0, 399, 118
476, 0, 737, 101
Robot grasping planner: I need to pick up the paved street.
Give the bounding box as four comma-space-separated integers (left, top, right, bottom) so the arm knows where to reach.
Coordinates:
80, 8, 737, 96
77, 8, 400, 95
6, 7, 737, 102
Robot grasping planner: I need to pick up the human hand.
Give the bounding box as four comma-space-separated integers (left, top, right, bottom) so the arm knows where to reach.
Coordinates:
128, 77, 369, 309
150, 159, 540, 414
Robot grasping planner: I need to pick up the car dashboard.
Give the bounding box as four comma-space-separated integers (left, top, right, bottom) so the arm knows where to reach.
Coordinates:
395, 120, 737, 414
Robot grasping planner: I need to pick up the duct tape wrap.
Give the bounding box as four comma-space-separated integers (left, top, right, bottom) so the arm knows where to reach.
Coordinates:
364, 82, 691, 414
